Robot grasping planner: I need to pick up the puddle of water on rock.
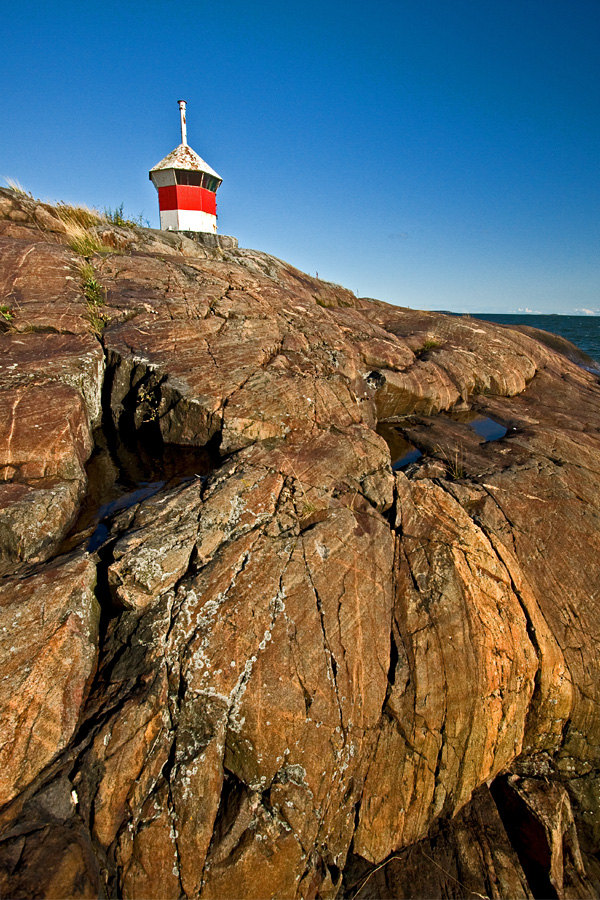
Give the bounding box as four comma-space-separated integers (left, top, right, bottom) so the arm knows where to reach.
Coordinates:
468, 416, 508, 442
447, 410, 508, 443
377, 424, 423, 471
392, 447, 423, 470
60, 431, 216, 554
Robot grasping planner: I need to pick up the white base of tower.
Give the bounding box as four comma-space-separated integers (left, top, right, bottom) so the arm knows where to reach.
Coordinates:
159, 208, 217, 233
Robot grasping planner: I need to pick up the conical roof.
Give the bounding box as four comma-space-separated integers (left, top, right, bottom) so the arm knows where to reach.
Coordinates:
150, 143, 222, 184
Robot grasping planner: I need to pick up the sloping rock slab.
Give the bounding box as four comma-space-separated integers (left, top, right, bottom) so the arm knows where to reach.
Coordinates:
0, 552, 99, 808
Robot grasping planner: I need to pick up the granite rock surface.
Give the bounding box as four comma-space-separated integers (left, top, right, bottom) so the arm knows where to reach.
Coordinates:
1, 186, 600, 898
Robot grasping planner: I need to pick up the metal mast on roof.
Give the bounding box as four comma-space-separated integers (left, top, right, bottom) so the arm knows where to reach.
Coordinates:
178, 100, 187, 146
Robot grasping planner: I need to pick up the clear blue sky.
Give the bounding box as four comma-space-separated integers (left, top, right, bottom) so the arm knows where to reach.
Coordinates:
2, 0, 599, 314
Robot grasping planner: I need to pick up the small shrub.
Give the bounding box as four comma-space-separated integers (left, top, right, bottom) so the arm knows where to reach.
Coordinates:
0, 305, 15, 322
137, 383, 161, 422
104, 203, 148, 228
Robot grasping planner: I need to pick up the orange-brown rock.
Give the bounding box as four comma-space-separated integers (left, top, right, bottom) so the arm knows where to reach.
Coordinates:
0, 477, 84, 569
353, 474, 539, 861
0, 381, 94, 567
345, 784, 535, 899
0, 553, 99, 808
0, 332, 105, 425
1, 185, 600, 898
0, 383, 91, 482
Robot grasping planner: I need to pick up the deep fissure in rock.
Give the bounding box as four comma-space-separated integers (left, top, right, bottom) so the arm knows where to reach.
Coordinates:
491, 776, 558, 900
59, 345, 221, 557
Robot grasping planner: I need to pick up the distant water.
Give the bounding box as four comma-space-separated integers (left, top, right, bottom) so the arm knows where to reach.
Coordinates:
469, 314, 600, 365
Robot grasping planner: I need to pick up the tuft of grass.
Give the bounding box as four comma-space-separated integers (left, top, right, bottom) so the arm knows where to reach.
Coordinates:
55, 203, 115, 257
440, 446, 466, 480
4, 178, 33, 198
314, 293, 353, 309
80, 262, 106, 307
78, 262, 110, 334
65, 223, 110, 257
87, 306, 111, 333
414, 338, 442, 359
56, 201, 102, 229
104, 203, 149, 228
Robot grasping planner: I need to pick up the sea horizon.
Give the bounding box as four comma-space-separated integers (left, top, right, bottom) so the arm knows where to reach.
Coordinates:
456, 311, 600, 363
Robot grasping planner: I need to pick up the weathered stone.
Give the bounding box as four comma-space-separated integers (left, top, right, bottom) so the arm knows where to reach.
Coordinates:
492, 776, 589, 899
0, 332, 105, 425
0, 389, 89, 483
0, 235, 89, 334
108, 479, 203, 609
33, 204, 68, 234
0, 478, 84, 570
1, 190, 600, 899
0, 552, 99, 808
0, 823, 101, 900
106, 314, 284, 446
0, 382, 93, 566
345, 785, 533, 899
354, 475, 538, 861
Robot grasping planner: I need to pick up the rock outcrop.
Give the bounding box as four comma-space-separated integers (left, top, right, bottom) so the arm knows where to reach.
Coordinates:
1, 185, 600, 898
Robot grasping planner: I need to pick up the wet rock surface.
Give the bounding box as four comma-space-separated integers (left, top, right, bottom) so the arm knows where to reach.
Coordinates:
1, 186, 600, 898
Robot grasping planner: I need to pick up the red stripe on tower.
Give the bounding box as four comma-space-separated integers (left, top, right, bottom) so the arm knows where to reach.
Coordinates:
149, 100, 223, 234
158, 185, 217, 216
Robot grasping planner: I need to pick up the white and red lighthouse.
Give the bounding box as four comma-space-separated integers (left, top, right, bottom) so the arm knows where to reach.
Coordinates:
149, 101, 222, 233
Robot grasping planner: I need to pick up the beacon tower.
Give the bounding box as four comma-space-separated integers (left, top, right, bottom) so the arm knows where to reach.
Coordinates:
149, 101, 222, 233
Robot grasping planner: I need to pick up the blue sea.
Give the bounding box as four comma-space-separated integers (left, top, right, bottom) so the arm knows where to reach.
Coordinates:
469, 314, 600, 366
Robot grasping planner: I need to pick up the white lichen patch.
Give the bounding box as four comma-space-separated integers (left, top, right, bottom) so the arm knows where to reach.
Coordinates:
315, 540, 329, 560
